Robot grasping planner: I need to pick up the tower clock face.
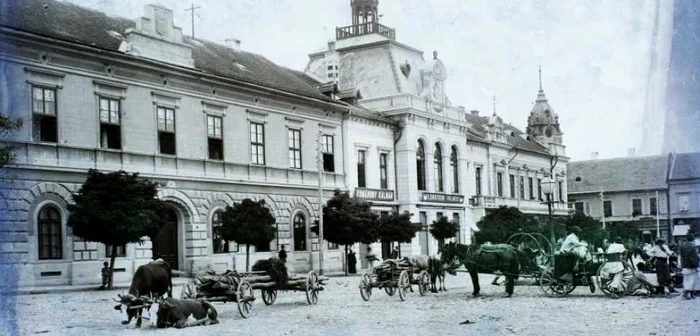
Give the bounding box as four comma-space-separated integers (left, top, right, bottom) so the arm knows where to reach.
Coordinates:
545, 126, 554, 137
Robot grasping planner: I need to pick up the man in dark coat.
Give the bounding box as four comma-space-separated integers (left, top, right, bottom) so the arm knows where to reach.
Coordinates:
650, 238, 676, 295
278, 245, 287, 264
347, 249, 357, 274
680, 232, 699, 299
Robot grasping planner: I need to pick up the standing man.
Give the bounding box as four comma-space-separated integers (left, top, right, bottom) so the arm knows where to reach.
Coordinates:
347, 249, 357, 274
680, 232, 699, 299
278, 245, 287, 264
650, 238, 676, 295
389, 246, 400, 260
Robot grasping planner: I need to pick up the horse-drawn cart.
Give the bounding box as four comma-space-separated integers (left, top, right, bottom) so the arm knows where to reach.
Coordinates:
539, 252, 604, 297
358, 259, 431, 301
181, 269, 327, 318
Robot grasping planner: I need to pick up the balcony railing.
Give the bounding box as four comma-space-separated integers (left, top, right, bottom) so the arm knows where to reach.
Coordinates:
470, 195, 570, 214
336, 22, 396, 40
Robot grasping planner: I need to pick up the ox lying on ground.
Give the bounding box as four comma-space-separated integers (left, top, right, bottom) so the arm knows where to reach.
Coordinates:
156, 298, 219, 328
114, 259, 174, 328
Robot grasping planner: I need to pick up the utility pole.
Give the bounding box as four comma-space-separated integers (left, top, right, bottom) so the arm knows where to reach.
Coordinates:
600, 189, 605, 229
184, 3, 201, 38
316, 129, 325, 276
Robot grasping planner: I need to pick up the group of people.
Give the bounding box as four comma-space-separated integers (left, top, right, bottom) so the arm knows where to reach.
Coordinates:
558, 225, 700, 298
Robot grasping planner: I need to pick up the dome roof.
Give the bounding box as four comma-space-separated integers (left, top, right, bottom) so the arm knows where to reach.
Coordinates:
528, 88, 557, 126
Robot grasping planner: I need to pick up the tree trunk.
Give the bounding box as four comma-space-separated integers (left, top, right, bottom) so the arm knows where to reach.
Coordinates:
108, 244, 118, 289
245, 244, 250, 272
344, 245, 349, 276
397, 242, 401, 258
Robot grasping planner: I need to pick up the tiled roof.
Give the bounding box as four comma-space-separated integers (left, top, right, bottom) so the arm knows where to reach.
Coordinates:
463, 113, 550, 154
671, 152, 700, 180
1, 0, 338, 104
567, 155, 668, 193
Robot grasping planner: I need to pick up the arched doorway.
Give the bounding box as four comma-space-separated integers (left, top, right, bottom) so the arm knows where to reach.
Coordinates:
153, 206, 179, 270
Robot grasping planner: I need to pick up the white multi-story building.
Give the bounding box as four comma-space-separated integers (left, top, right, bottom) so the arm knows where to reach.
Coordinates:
304, 0, 570, 260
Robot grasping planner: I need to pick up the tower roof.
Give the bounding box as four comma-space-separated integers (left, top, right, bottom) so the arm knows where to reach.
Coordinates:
528, 66, 557, 126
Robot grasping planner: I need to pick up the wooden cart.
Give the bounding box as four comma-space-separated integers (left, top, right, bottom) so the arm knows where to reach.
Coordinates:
358, 259, 431, 302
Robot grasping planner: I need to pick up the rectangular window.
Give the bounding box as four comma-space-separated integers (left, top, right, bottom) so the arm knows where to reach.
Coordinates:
327, 242, 339, 250
379, 153, 388, 189
632, 198, 642, 216
475, 167, 482, 196
509, 174, 516, 198
574, 202, 585, 215
528, 177, 534, 199
538, 179, 543, 201
250, 122, 265, 165
106, 244, 126, 258
558, 181, 564, 202
452, 213, 460, 243
497, 172, 503, 197
321, 134, 335, 172
288, 128, 302, 169
32, 86, 58, 143
519, 176, 525, 199
650, 197, 658, 215
207, 115, 224, 160
678, 193, 690, 212
604, 200, 613, 217
357, 150, 366, 187
157, 107, 176, 155
99, 97, 121, 149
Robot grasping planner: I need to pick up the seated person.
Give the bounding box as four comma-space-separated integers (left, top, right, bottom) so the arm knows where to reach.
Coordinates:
599, 237, 627, 290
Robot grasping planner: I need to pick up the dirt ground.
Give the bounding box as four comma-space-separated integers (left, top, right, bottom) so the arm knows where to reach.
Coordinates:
4, 273, 698, 336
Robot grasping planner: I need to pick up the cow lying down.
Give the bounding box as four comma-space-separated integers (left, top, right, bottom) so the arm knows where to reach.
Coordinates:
156, 298, 219, 329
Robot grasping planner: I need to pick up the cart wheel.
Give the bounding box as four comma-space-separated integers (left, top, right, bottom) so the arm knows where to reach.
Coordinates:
236, 280, 254, 319
261, 288, 277, 305
539, 270, 573, 297
359, 273, 372, 301
596, 264, 622, 299
418, 270, 430, 296
305, 271, 320, 305
384, 287, 396, 296
539, 270, 557, 297
398, 271, 409, 301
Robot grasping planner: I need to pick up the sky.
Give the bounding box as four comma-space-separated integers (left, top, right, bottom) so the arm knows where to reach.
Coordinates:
64, 0, 672, 162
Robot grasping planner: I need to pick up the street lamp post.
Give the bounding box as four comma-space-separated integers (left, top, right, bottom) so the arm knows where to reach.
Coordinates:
541, 176, 557, 245
316, 130, 325, 276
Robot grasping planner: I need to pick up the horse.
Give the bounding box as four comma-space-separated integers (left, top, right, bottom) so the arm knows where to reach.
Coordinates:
441, 242, 524, 297
401, 255, 446, 293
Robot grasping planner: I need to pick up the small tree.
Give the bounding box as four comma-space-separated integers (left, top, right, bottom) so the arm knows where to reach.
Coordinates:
430, 216, 460, 252
607, 221, 639, 246
312, 190, 379, 275
0, 113, 23, 168
67, 169, 168, 289
474, 206, 540, 244
377, 211, 420, 256
219, 199, 276, 272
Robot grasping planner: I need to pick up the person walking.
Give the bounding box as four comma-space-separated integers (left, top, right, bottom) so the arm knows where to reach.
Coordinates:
650, 238, 676, 296
100, 261, 110, 290
366, 246, 379, 268
680, 232, 699, 299
278, 245, 287, 264
347, 249, 357, 274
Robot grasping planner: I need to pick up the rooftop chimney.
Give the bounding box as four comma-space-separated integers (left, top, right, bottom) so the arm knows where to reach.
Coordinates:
590, 152, 599, 160
328, 41, 336, 52
470, 110, 479, 116
628, 147, 636, 157
225, 38, 241, 51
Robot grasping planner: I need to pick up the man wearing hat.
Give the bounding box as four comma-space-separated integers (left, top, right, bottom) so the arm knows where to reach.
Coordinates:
650, 238, 676, 295
559, 226, 591, 261
680, 232, 699, 299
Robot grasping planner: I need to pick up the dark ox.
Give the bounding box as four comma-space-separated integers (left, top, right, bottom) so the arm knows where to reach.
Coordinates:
114, 259, 173, 327
156, 297, 219, 329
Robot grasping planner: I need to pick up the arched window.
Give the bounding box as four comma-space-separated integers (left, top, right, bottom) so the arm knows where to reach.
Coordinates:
416, 140, 426, 190
212, 210, 229, 254
450, 146, 459, 193
293, 213, 307, 251
434, 143, 443, 192
38, 205, 62, 260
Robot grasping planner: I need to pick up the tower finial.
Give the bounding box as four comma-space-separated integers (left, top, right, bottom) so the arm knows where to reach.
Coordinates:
538, 65, 543, 92
492, 95, 497, 116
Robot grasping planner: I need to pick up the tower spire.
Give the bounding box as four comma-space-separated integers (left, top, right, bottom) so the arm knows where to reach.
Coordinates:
536, 66, 548, 102
492, 95, 497, 116
538, 65, 543, 92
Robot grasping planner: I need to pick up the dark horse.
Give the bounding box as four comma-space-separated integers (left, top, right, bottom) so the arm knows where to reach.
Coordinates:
441, 242, 526, 297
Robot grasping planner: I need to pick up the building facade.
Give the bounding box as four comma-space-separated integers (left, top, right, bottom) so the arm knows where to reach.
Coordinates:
668, 152, 700, 240
0, 1, 349, 286
567, 155, 670, 243
304, 0, 570, 259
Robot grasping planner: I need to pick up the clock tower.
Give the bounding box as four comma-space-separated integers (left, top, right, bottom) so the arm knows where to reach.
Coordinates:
526, 68, 566, 156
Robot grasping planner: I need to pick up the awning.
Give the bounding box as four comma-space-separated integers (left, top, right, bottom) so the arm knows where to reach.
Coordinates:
673, 224, 690, 236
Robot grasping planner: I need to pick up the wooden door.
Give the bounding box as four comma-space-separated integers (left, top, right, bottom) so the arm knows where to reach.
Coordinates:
154, 207, 179, 270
